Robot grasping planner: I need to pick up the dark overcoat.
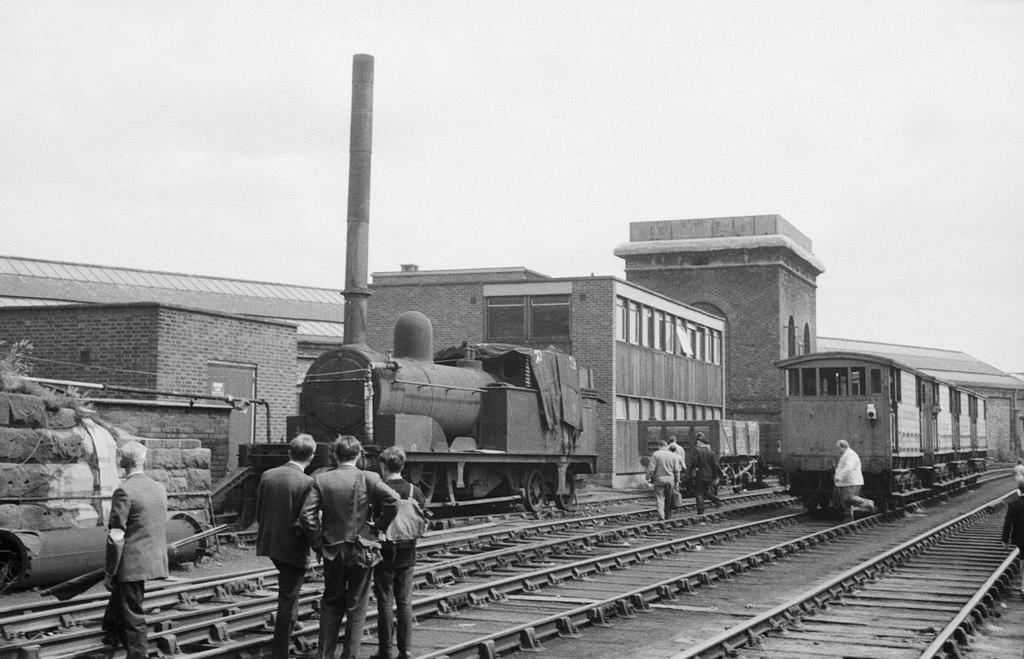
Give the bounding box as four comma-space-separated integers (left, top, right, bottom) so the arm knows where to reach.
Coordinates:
256, 462, 314, 567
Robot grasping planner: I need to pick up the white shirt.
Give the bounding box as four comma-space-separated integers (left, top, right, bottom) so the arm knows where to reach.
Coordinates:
834, 448, 864, 487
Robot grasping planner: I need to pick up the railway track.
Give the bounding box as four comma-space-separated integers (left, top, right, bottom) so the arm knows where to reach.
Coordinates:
0, 489, 791, 658
2, 475, 1015, 658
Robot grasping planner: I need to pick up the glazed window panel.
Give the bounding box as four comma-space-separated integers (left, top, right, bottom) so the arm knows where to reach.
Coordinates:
664, 314, 675, 354
850, 367, 866, 396
615, 297, 627, 341
800, 368, 817, 396
486, 296, 525, 341
820, 367, 848, 396
628, 302, 641, 344
787, 369, 801, 396
870, 369, 883, 395
627, 397, 641, 420
615, 396, 627, 419
530, 294, 570, 339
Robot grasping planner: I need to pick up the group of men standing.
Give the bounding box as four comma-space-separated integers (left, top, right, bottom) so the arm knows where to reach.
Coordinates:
645, 432, 721, 520
255, 434, 424, 659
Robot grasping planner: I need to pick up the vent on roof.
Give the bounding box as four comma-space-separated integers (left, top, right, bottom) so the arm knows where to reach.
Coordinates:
400, 264, 420, 272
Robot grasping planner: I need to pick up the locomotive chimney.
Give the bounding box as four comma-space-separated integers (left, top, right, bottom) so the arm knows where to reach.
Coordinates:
342, 54, 374, 345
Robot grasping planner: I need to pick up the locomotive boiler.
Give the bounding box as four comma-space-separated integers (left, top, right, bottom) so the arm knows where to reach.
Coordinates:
777, 351, 987, 515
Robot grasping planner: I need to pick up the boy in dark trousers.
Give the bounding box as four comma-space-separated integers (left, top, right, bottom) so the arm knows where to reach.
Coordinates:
371, 447, 427, 659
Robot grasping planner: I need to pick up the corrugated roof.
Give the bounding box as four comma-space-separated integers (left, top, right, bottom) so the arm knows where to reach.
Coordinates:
818, 336, 1024, 391
0, 254, 344, 322
0, 255, 341, 303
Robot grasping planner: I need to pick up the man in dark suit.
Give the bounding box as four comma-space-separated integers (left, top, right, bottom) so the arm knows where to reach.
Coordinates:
256, 433, 317, 658
1001, 484, 1024, 598
688, 433, 722, 515
300, 436, 398, 659
102, 440, 169, 659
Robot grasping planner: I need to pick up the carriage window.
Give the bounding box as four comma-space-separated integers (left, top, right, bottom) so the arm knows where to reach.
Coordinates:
850, 367, 865, 396
870, 369, 882, 395
800, 368, 817, 396
820, 367, 848, 396
787, 369, 801, 396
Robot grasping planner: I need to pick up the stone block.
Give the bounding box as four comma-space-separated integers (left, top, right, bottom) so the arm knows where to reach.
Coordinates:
182, 448, 211, 469
0, 395, 9, 425
3, 393, 47, 428
148, 448, 183, 469
0, 427, 87, 463
185, 468, 211, 491
46, 408, 78, 430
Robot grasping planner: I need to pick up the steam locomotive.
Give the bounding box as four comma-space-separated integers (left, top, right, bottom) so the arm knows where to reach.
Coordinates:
777, 351, 987, 514
245, 311, 597, 512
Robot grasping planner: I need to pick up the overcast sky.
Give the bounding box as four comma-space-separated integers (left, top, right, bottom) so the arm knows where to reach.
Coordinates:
2, 1, 1022, 373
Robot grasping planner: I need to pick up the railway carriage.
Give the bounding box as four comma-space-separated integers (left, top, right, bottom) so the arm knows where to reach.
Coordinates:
777, 351, 987, 514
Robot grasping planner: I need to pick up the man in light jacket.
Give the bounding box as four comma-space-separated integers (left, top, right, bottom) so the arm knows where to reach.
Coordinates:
102, 440, 168, 659
834, 439, 877, 520
646, 439, 682, 520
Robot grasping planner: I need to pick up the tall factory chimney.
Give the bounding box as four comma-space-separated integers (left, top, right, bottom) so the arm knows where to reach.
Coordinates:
343, 54, 374, 345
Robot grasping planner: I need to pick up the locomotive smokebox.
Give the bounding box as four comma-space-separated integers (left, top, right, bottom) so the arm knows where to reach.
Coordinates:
343, 53, 374, 346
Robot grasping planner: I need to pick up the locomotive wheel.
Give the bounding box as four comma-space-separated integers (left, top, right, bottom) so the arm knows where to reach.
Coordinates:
523, 469, 546, 512
554, 473, 577, 511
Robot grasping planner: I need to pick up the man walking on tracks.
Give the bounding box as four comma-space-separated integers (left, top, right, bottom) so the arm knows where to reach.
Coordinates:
1002, 483, 1024, 599
300, 436, 398, 659
647, 439, 682, 520
256, 433, 316, 658
834, 439, 877, 521
101, 440, 168, 659
371, 446, 428, 659
689, 433, 721, 515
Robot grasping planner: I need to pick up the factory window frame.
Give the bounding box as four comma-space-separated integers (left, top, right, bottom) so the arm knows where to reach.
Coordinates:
615, 396, 627, 419
641, 306, 653, 347
486, 294, 569, 342
485, 296, 525, 342
530, 294, 570, 339
628, 302, 641, 344
616, 297, 627, 341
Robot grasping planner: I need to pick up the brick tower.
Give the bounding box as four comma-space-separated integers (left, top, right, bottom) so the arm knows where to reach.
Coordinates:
614, 215, 824, 447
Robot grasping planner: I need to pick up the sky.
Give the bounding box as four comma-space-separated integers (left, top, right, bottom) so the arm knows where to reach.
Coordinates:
1, 1, 1022, 374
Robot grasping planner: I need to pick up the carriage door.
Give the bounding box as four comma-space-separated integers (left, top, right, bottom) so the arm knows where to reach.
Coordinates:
207, 361, 256, 472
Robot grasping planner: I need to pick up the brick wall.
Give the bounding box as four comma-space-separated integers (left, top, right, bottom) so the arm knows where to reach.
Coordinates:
0, 303, 298, 475
153, 306, 296, 447
0, 305, 160, 390
368, 283, 486, 351
92, 399, 232, 481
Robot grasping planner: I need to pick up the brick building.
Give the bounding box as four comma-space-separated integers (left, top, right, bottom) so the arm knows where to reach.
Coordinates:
614, 215, 825, 449
0, 303, 296, 480
368, 267, 726, 487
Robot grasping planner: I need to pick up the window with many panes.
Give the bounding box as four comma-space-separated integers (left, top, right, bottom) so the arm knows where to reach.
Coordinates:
486, 294, 570, 342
